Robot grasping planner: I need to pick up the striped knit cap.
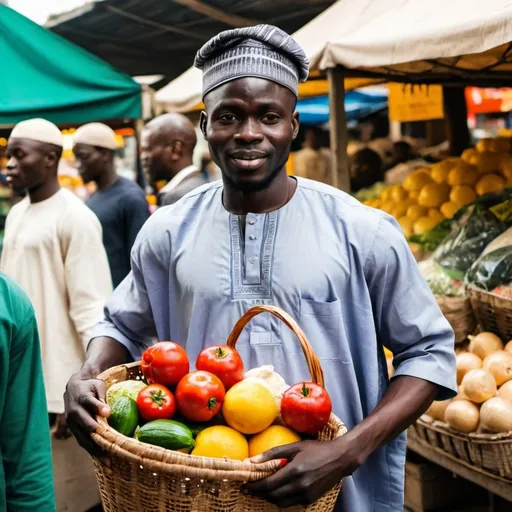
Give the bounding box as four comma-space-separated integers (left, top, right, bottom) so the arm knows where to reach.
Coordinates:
194, 25, 309, 98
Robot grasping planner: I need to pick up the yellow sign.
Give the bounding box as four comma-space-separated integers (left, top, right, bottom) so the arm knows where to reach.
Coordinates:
388, 83, 444, 122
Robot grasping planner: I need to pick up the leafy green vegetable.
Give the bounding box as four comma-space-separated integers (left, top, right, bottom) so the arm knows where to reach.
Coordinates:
106, 380, 147, 408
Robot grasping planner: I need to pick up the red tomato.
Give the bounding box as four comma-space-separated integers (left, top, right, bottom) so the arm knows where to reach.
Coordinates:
136, 384, 176, 422
175, 371, 225, 422
281, 382, 332, 435
141, 342, 189, 388
196, 345, 244, 390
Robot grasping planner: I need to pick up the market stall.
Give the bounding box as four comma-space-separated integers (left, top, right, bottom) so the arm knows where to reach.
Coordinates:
0, 5, 142, 126
0, 5, 146, 221
312, 0, 512, 503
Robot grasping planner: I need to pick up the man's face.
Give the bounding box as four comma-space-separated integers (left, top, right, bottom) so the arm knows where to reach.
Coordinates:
201, 77, 299, 192
140, 129, 171, 184
73, 143, 106, 184
6, 138, 51, 193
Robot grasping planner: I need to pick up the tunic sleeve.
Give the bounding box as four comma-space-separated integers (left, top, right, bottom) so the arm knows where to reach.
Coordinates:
61, 209, 113, 350
2, 303, 55, 512
364, 214, 457, 400
91, 227, 159, 359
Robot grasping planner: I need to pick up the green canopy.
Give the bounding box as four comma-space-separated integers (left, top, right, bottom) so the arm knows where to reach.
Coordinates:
0, 5, 141, 126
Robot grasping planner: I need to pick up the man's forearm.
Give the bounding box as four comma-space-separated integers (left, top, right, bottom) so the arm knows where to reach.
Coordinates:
81, 337, 133, 379
337, 376, 438, 464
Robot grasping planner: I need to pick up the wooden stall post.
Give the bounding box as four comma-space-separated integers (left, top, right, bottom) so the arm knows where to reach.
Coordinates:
327, 68, 351, 192
443, 86, 471, 156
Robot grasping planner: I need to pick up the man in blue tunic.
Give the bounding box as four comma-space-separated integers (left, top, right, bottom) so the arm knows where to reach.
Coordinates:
65, 25, 457, 511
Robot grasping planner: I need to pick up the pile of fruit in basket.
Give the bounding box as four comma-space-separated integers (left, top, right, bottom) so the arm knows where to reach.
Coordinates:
106, 342, 332, 461
362, 137, 512, 241
423, 332, 512, 434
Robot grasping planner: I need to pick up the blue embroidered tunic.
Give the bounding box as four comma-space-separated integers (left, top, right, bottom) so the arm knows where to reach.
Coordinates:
92, 177, 457, 511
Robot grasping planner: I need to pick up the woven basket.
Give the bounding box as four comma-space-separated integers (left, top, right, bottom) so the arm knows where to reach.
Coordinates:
467, 285, 512, 340
410, 415, 512, 479
435, 295, 476, 344
91, 305, 347, 512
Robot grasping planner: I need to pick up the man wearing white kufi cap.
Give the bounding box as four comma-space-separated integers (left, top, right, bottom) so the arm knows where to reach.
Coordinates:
73, 122, 150, 288
1, 118, 112, 424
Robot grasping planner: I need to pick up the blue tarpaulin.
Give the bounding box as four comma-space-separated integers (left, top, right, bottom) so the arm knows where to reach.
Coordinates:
297, 88, 388, 125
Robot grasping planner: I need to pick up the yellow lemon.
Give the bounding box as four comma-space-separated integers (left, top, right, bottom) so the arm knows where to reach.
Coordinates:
440, 201, 459, 219
414, 216, 439, 236
476, 138, 493, 153
390, 203, 409, 219
476, 151, 502, 174
500, 155, 512, 181
379, 200, 396, 214
447, 163, 479, 186
428, 209, 445, 224
390, 185, 408, 203
398, 216, 415, 237
192, 426, 249, 461
248, 425, 301, 458
418, 183, 450, 208
402, 170, 433, 192
475, 174, 506, 196
461, 148, 478, 163
449, 185, 477, 207
430, 160, 457, 184
222, 381, 278, 435
380, 188, 393, 201
408, 190, 420, 202
407, 204, 429, 222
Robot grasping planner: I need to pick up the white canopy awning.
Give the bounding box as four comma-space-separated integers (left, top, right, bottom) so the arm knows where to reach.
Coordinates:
310, 0, 512, 82
156, 0, 512, 112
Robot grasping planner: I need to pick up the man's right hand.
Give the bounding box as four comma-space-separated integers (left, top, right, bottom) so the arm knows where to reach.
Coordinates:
64, 371, 111, 457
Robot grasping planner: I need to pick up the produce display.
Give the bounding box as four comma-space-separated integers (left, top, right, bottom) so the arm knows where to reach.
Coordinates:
424, 332, 512, 434
107, 341, 333, 461
361, 137, 512, 246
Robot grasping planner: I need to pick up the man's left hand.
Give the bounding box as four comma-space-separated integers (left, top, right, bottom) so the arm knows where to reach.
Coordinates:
245, 437, 363, 508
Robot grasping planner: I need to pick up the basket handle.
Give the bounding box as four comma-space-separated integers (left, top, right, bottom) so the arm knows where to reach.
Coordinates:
225, 305, 325, 387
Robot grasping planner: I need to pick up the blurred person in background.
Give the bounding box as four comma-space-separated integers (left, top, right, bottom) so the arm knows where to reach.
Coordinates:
73, 123, 150, 288
293, 126, 332, 185
349, 148, 384, 193
0, 118, 112, 433
0, 273, 55, 512
385, 140, 429, 185
141, 113, 208, 206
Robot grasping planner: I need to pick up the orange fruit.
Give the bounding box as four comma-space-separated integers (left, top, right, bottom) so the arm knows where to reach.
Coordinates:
475, 174, 506, 196
449, 185, 477, 207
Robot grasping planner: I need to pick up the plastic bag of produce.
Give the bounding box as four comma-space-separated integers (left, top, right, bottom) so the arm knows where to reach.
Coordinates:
419, 259, 475, 342
418, 258, 465, 297
465, 246, 512, 291
410, 189, 512, 252
433, 204, 507, 280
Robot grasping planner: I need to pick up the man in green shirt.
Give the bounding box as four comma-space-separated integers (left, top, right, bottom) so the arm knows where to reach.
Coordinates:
0, 272, 55, 511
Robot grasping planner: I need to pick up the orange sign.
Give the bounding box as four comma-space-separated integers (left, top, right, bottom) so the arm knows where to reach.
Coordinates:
388, 83, 444, 122
466, 87, 512, 115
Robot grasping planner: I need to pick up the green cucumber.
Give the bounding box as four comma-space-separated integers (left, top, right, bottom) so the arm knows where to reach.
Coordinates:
109, 397, 139, 437
136, 419, 195, 450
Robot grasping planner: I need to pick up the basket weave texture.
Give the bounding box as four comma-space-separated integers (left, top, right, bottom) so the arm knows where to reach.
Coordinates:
91, 305, 347, 511
467, 285, 512, 340
435, 295, 476, 343
410, 415, 512, 479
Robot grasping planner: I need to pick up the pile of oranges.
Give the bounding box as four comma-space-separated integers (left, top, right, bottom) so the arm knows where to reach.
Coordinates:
364, 137, 512, 238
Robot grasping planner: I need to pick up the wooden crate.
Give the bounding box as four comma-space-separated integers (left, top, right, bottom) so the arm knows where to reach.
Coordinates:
405, 452, 483, 511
